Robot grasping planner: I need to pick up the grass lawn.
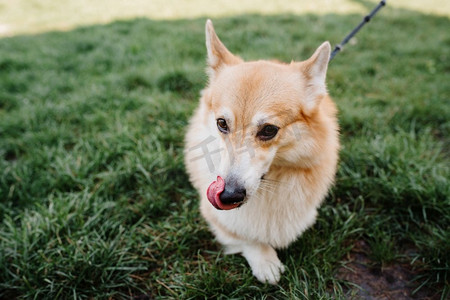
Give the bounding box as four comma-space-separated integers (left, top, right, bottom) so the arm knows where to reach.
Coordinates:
0, 0, 449, 298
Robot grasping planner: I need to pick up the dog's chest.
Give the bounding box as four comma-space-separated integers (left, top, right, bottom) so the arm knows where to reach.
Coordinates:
215, 181, 319, 248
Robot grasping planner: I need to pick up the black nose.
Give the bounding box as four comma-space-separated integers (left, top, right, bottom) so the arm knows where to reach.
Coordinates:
219, 186, 246, 205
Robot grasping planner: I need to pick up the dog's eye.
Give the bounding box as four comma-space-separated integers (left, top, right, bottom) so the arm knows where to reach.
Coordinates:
257, 125, 279, 141
217, 118, 229, 133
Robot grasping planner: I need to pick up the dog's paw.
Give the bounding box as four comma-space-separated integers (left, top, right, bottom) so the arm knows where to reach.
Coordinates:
242, 244, 285, 284
251, 258, 285, 284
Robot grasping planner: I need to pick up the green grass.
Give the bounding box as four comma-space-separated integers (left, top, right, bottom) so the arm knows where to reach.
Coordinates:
1, 1, 449, 298
1, 0, 449, 37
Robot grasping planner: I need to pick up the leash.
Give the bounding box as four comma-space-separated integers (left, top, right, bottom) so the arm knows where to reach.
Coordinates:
330, 0, 386, 61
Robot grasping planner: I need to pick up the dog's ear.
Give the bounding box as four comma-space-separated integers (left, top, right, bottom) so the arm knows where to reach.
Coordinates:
297, 42, 331, 114
205, 19, 242, 80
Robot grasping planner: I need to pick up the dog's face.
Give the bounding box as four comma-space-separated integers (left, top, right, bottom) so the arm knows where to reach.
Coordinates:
203, 20, 332, 210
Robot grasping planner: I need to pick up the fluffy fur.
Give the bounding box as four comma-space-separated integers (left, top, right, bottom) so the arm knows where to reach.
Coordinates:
184, 20, 339, 284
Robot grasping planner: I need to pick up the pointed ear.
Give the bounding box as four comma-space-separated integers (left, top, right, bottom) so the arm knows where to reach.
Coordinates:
298, 42, 331, 114
205, 19, 242, 79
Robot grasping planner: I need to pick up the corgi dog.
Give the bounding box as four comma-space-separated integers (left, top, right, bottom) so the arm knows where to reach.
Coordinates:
184, 20, 339, 284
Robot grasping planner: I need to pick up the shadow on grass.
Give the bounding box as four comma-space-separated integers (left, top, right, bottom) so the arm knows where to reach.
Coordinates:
0, 5, 449, 299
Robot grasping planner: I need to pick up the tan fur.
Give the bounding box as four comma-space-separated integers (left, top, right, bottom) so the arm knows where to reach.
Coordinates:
184, 20, 339, 284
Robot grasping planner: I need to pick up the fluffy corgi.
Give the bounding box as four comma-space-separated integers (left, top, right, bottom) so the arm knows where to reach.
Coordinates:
184, 20, 339, 284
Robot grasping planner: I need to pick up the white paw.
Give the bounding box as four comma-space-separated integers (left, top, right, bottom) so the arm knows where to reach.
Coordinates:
251, 258, 285, 284
242, 244, 285, 284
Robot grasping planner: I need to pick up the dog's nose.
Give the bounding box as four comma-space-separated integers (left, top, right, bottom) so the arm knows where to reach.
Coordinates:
219, 185, 246, 204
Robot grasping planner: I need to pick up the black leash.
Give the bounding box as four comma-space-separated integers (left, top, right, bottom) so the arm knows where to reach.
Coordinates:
330, 0, 386, 61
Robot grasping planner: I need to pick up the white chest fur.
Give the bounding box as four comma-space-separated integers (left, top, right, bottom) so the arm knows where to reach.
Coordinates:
210, 175, 322, 249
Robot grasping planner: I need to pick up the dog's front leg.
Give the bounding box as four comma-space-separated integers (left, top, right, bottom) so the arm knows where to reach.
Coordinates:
211, 222, 285, 284
241, 242, 285, 285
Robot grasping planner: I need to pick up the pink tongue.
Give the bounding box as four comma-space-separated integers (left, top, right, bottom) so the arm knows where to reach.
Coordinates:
206, 176, 241, 210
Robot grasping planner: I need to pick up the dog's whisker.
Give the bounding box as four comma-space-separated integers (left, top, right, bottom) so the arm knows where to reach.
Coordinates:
261, 178, 290, 186
260, 179, 293, 190
256, 185, 279, 196
257, 187, 276, 195
259, 182, 281, 189
258, 185, 278, 194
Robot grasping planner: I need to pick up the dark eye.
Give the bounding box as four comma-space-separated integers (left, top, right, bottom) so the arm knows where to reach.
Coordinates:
257, 125, 279, 141
217, 118, 229, 133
